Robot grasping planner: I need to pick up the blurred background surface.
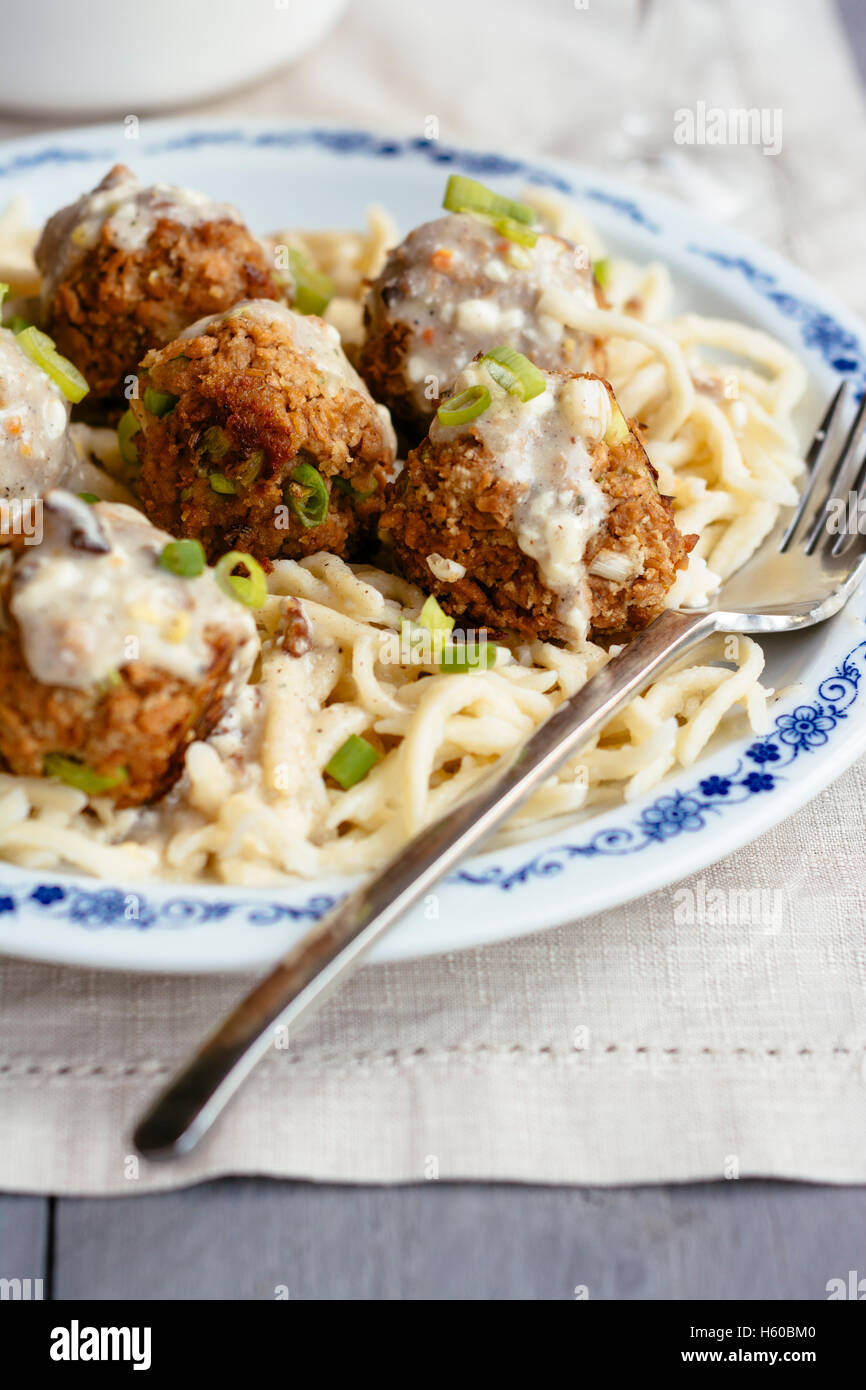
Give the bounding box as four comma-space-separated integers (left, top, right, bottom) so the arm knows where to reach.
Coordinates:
1, 0, 864, 308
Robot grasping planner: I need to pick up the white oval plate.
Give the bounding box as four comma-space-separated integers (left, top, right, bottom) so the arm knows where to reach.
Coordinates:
0, 118, 864, 972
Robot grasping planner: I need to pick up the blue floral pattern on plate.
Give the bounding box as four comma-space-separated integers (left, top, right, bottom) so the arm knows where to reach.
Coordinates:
454, 638, 865, 890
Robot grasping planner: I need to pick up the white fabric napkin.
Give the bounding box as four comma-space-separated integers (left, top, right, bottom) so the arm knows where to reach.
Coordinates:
2, 0, 866, 1194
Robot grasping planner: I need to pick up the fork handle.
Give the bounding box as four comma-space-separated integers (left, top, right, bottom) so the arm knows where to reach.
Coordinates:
134, 606, 719, 1159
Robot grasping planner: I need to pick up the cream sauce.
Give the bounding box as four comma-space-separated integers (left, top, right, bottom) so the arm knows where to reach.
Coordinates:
431, 366, 612, 642
372, 213, 599, 418
10, 492, 258, 692
0, 328, 71, 498
37, 166, 245, 304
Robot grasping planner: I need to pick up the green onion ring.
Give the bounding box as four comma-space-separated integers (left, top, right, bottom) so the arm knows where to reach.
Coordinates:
436, 384, 491, 427
15, 326, 89, 403
160, 538, 206, 577
208, 471, 237, 495
480, 346, 546, 402
143, 386, 178, 418
286, 462, 329, 527
215, 550, 268, 609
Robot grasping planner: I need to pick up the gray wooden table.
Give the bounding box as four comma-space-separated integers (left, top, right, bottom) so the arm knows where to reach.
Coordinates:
2, 0, 866, 1300
3, 1180, 866, 1299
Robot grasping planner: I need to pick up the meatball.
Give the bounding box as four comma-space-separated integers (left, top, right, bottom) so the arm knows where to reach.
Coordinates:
132, 300, 397, 565
0, 491, 258, 806
379, 363, 696, 644
35, 164, 279, 403
0, 326, 71, 498
359, 212, 605, 437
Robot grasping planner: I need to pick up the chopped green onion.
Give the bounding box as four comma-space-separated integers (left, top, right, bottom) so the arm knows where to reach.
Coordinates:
480, 346, 546, 402
594, 257, 611, 289
43, 753, 128, 795
0, 283, 7, 309
442, 174, 535, 226
6, 315, 30, 333
439, 641, 497, 674
332, 475, 377, 503
160, 538, 206, 577
286, 462, 329, 528
436, 384, 490, 427
77, 492, 99, 505
143, 386, 177, 417
208, 471, 236, 495
117, 408, 141, 466
419, 594, 455, 636
474, 211, 538, 248
236, 449, 264, 488
325, 734, 381, 790
491, 214, 538, 248
15, 326, 89, 403
202, 425, 230, 459
288, 248, 334, 316
215, 550, 268, 609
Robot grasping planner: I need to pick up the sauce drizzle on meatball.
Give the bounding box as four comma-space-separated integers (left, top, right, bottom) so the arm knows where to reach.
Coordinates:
381, 359, 696, 644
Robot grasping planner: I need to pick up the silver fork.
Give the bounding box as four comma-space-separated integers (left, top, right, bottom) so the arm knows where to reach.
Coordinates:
134, 381, 866, 1160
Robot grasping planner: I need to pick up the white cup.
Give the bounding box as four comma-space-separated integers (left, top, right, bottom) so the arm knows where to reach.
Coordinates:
0, 0, 349, 116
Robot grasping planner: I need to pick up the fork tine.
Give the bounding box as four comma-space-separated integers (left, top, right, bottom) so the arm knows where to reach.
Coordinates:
830, 453, 866, 556
825, 511, 866, 574
779, 381, 850, 551
802, 387, 866, 554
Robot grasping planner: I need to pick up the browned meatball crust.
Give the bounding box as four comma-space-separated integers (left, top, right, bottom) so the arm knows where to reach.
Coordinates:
379, 368, 695, 643
133, 301, 397, 565
0, 628, 238, 807
35, 165, 279, 403
0, 492, 258, 807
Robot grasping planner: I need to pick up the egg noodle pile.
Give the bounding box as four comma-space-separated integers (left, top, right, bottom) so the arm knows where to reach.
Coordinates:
0, 189, 807, 884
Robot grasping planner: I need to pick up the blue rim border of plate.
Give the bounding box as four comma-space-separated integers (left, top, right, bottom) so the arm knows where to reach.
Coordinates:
1, 124, 865, 933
